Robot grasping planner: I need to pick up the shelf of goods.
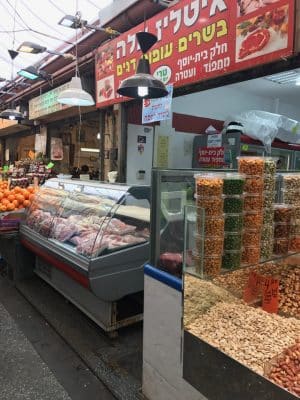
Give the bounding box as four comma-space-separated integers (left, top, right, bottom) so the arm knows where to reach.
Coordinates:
184, 162, 300, 399
19, 178, 150, 334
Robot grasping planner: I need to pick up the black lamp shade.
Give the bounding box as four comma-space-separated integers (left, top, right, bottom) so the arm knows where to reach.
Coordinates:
117, 58, 168, 99
136, 32, 157, 54
0, 108, 24, 121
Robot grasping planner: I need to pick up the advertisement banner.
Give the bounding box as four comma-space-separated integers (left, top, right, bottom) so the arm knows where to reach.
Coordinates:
95, 0, 294, 108
198, 146, 225, 166
142, 84, 173, 124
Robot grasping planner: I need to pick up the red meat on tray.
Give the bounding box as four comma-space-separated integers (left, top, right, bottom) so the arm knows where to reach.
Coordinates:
238, 28, 270, 59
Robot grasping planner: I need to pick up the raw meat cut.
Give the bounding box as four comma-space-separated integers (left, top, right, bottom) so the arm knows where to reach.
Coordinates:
238, 28, 270, 59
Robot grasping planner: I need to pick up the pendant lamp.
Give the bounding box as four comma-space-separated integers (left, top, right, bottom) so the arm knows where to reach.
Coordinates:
117, 32, 168, 99
57, 75, 95, 106
0, 49, 24, 121
0, 107, 23, 121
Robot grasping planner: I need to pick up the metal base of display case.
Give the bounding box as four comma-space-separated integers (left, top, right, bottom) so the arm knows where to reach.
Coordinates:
35, 257, 143, 336
183, 330, 298, 400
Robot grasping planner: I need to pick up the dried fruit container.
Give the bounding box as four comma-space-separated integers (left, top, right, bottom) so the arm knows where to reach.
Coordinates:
244, 193, 263, 211
290, 222, 300, 235
224, 232, 243, 251
224, 195, 244, 213
241, 246, 260, 265
195, 196, 224, 216
244, 176, 264, 194
274, 204, 293, 223
224, 213, 244, 232
273, 238, 289, 255
194, 234, 224, 255
242, 229, 261, 247
222, 250, 242, 269
237, 156, 265, 176
260, 223, 274, 243
194, 173, 224, 196
244, 212, 263, 229
223, 173, 245, 195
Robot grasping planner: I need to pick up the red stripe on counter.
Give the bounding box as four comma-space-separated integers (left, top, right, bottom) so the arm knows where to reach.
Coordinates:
21, 238, 89, 289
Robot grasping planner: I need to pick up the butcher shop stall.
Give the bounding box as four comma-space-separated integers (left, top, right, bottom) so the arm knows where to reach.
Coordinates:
19, 178, 150, 335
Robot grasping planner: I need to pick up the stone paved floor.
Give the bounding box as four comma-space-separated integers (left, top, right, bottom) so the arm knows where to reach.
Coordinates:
0, 302, 71, 400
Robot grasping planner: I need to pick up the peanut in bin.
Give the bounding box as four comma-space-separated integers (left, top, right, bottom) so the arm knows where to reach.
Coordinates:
195, 176, 223, 197
237, 157, 264, 176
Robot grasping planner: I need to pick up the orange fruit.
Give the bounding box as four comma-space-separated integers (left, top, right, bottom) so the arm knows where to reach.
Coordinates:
6, 203, 15, 211
3, 189, 10, 197
23, 200, 30, 208
23, 190, 30, 200
16, 194, 24, 203
14, 186, 22, 193
27, 186, 34, 193
12, 199, 19, 207
0, 205, 6, 212
29, 194, 35, 201
0, 193, 3, 201
1, 198, 9, 205
7, 194, 15, 202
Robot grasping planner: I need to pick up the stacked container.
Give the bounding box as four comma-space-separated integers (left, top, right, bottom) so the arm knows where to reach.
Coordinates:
222, 173, 245, 270
238, 157, 264, 265
260, 158, 277, 260
279, 174, 300, 252
194, 173, 224, 277
273, 204, 293, 255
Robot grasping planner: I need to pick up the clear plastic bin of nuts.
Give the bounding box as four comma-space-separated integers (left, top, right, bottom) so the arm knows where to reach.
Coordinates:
194, 234, 224, 255
242, 246, 260, 265
281, 173, 300, 191
244, 193, 263, 211
237, 156, 265, 176
244, 176, 264, 194
243, 229, 261, 247
192, 252, 222, 277
274, 223, 292, 239
274, 204, 293, 224
263, 191, 276, 209
223, 195, 244, 213
273, 238, 289, 255
196, 214, 225, 236
260, 240, 274, 260
223, 173, 245, 195
244, 212, 263, 229
222, 250, 242, 269
281, 189, 300, 205
264, 157, 277, 176
224, 232, 243, 251
225, 213, 244, 232
195, 196, 224, 216
194, 173, 224, 197
262, 208, 274, 225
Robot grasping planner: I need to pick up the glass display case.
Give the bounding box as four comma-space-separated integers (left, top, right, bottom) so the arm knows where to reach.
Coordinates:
20, 178, 150, 333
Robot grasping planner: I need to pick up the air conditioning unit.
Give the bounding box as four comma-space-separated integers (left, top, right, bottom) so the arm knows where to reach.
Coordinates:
152, 0, 179, 7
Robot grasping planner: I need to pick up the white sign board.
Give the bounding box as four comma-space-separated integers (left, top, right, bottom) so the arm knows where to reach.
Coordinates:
29, 82, 71, 120
142, 85, 173, 124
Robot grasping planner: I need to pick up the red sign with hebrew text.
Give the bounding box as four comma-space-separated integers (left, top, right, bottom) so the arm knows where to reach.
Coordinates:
95, 0, 294, 108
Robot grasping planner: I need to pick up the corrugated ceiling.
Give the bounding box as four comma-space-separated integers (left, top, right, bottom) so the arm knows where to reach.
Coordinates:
0, 0, 113, 82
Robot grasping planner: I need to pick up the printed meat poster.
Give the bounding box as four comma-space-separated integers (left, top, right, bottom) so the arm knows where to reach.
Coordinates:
95, 0, 294, 108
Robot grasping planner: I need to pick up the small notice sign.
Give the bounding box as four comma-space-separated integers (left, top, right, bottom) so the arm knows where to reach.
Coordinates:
262, 277, 279, 314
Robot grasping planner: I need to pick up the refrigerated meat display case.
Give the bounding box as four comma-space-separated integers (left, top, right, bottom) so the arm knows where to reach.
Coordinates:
20, 178, 150, 334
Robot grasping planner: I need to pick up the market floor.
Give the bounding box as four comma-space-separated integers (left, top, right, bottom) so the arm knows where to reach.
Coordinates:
0, 268, 141, 400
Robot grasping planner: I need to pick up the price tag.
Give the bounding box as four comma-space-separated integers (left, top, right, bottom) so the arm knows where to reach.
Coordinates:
262, 277, 279, 314
243, 271, 262, 303
242, 144, 249, 151
46, 162, 54, 169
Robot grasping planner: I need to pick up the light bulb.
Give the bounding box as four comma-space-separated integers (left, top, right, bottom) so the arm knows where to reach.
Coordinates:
9, 115, 15, 120
97, 133, 101, 139
137, 86, 148, 97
